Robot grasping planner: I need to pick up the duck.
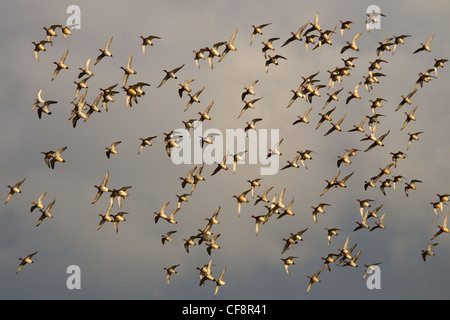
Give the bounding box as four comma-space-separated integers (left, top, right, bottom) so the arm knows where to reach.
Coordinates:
437, 194, 450, 203
281, 228, 308, 254
48, 147, 67, 170
364, 130, 390, 152
140, 35, 161, 56
422, 243, 439, 261
51, 49, 69, 81
325, 227, 341, 246
374, 163, 394, 182
334, 171, 354, 189
35, 199, 55, 227
337, 148, 359, 167
292, 107, 312, 125
345, 82, 362, 104
322, 253, 339, 271
5, 178, 26, 205
176, 193, 191, 209
362, 263, 382, 280
415, 72, 437, 89
43, 25, 61, 41
312, 203, 331, 223
244, 118, 263, 133
379, 179, 392, 196
161, 231, 177, 245
154, 202, 170, 224
324, 113, 346, 136
97, 207, 113, 230
413, 34, 434, 54
193, 48, 207, 69
391, 175, 405, 191
265, 55, 287, 73
206, 234, 221, 255
241, 80, 259, 101
277, 198, 295, 220
123, 84, 139, 108
431, 212, 449, 240
206, 42, 226, 69
400, 105, 419, 130
100, 83, 119, 111
197, 100, 214, 126
406, 131, 424, 151
319, 171, 341, 197
404, 179, 422, 197
316, 107, 336, 130
59, 25, 73, 42
193, 164, 207, 191
78, 58, 93, 79
267, 138, 283, 158
84, 93, 102, 122
32, 40, 52, 62
16, 251, 38, 275
281, 256, 298, 276
199, 259, 215, 285
214, 267, 226, 297
323, 88, 343, 109
306, 268, 324, 295
138, 136, 157, 155
120, 54, 137, 87
73, 76, 91, 100
353, 211, 370, 232
184, 87, 205, 112
251, 215, 266, 237
238, 97, 263, 119
340, 32, 362, 54
296, 150, 316, 170
180, 166, 197, 189
106, 141, 121, 159
305, 12, 322, 34
339, 20, 353, 37
357, 199, 374, 218
370, 212, 387, 231
94, 36, 113, 65
30, 192, 47, 213
116, 186, 131, 208
281, 23, 308, 47
342, 250, 362, 267
392, 35, 411, 54
281, 154, 301, 171
211, 154, 229, 176
250, 23, 271, 45
254, 186, 273, 206
111, 212, 128, 233
178, 79, 194, 98
183, 235, 198, 253
261, 37, 279, 58
92, 170, 109, 204
232, 189, 251, 216
218, 28, 238, 62
164, 264, 180, 286
286, 85, 307, 108
433, 58, 448, 75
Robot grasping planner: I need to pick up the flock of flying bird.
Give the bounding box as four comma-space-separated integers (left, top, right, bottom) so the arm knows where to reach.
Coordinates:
6, 10, 449, 297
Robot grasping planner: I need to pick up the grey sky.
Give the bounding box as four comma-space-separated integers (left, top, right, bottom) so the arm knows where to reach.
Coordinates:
1, 0, 449, 300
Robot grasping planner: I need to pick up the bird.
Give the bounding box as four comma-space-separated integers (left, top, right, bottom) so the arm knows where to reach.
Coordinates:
140, 35, 161, 56
251, 215, 267, 236
431, 212, 449, 241
250, 23, 271, 45
254, 186, 273, 206
422, 243, 439, 261
30, 192, 47, 213
323, 88, 343, 109
43, 24, 61, 41
35, 198, 55, 227
319, 171, 341, 197
353, 210, 370, 232
292, 107, 312, 125
206, 234, 221, 256
325, 228, 341, 246
316, 107, 336, 130
5, 178, 26, 205
267, 138, 283, 158
265, 55, 287, 73
197, 100, 214, 126
91, 170, 109, 205
138, 136, 157, 155
157, 64, 185, 88
106, 141, 121, 159
364, 130, 390, 152
370, 213, 387, 231
180, 166, 198, 190
232, 189, 251, 216
206, 42, 226, 69
97, 207, 114, 230
112, 212, 129, 233
218, 28, 238, 62
306, 268, 324, 295
161, 231, 177, 245
396, 88, 417, 112
281, 23, 308, 47
120, 54, 137, 87
241, 80, 259, 101
324, 114, 346, 136
261, 37, 279, 58
400, 105, 419, 130
193, 48, 207, 69
238, 97, 263, 119
94, 36, 113, 65
214, 267, 227, 297
392, 35, 411, 54
341, 31, 362, 54
281, 228, 308, 254
404, 179, 422, 197
337, 148, 359, 167
357, 199, 374, 218
339, 20, 353, 37
244, 118, 263, 133
32, 40, 52, 62
178, 79, 194, 98
312, 203, 331, 223
164, 264, 180, 286
362, 263, 382, 280
433, 58, 448, 75
51, 49, 69, 81
413, 34, 434, 54
346, 82, 362, 104
281, 256, 298, 276
59, 25, 74, 42
84, 93, 102, 121
184, 87, 205, 112
16, 251, 38, 275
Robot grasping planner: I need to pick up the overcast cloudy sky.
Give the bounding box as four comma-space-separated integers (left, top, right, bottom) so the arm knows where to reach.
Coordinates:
1, 0, 449, 300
